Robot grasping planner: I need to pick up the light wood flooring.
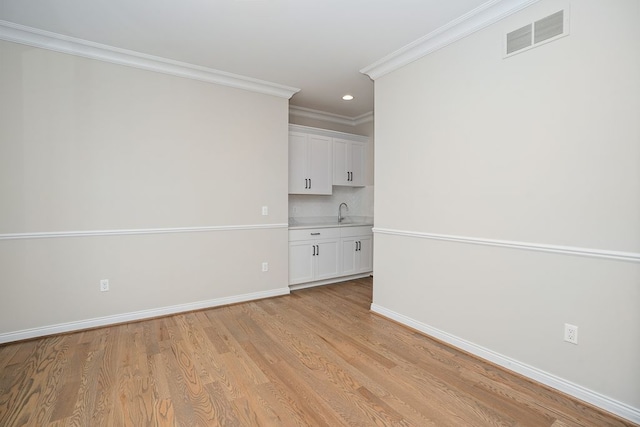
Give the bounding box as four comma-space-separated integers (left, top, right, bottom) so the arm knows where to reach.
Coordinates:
0, 277, 635, 426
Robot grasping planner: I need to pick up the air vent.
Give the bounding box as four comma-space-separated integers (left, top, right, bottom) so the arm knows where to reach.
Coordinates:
534, 11, 564, 44
506, 24, 533, 54
505, 10, 568, 57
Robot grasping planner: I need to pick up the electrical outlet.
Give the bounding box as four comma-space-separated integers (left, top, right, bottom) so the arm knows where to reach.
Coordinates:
262, 262, 269, 272
564, 323, 578, 344
100, 279, 109, 292
262, 206, 268, 216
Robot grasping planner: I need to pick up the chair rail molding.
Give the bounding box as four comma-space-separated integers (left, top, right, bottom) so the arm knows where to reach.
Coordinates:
0, 223, 289, 241
373, 227, 640, 263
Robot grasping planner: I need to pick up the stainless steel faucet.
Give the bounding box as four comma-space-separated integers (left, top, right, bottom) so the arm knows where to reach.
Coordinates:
338, 202, 349, 223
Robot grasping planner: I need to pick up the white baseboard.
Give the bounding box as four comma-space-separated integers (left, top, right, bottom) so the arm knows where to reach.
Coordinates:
289, 273, 372, 291
370, 303, 640, 424
0, 287, 290, 344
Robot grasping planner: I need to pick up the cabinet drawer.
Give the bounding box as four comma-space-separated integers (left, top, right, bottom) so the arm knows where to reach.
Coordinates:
340, 226, 373, 238
289, 227, 341, 242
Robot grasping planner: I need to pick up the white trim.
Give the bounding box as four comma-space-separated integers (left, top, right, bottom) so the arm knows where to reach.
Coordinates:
361, 0, 541, 80
288, 124, 369, 143
370, 304, 640, 424
289, 273, 372, 291
0, 20, 300, 99
290, 106, 374, 127
373, 227, 640, 263
0, 287, 290, 344
0, 223, 289, 241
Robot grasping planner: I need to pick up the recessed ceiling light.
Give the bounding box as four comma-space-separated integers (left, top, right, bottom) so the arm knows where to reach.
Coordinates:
342, 94, 354, 101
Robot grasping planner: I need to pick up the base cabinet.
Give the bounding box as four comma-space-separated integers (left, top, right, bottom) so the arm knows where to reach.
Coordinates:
289, 229, 341, 285
289, 226, 372, 286
341, 235, 373, 276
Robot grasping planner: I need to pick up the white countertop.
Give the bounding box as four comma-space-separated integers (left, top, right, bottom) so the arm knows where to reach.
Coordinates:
288, 216, 373, 230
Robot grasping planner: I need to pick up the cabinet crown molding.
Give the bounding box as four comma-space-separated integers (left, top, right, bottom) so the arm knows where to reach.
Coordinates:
289, 125, 369, 143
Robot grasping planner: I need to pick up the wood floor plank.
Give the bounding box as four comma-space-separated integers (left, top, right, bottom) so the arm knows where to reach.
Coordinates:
0, 278, 636, 427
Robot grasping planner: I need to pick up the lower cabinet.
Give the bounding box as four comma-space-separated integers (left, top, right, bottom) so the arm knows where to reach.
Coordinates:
341, 235, 373, 276
289, 228, 341, 285
289, 226, 373, 286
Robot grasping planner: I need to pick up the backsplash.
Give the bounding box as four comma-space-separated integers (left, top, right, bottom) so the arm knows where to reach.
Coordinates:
289, 186, 374, 219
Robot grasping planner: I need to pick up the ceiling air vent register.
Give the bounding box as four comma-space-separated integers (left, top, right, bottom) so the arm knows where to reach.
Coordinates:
505, 10, 568, 57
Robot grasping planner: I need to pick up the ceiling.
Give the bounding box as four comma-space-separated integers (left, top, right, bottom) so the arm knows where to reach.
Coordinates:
0, 0, 490, 118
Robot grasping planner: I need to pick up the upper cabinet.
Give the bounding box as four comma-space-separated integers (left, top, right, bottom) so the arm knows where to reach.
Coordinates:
289, 125, 369, 195
333, 139, 365, 187
289, 131, 333, 195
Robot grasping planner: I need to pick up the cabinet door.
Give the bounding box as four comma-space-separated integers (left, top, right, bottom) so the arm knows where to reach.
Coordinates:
350, 142, 365, 187
308, 135, 333, 195
333, 138, 350, 185
315, 239, 340, 280
334, 139, 365, 187
289, 132, 309, 194
289, 241, 314, 285
356, 236, 373, 273
341, 238, 357, 276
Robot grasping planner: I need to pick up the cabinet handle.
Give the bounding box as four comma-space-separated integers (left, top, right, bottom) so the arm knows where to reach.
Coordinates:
311, 232, 320, 236
357, 241, 361, 251
309, 179, 311, 189
304, 179, 308, 189
350, 172, 353, 181
312, 245, 316, 256
316, 245, 319, 255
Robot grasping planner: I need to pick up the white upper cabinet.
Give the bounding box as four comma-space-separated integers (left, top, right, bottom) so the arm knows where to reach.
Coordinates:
333, 139, 365, 187
288, 131, 333, 195
289, 125, 369, 194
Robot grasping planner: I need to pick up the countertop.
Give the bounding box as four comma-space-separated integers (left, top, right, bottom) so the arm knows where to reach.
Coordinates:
288, 216, 373, 230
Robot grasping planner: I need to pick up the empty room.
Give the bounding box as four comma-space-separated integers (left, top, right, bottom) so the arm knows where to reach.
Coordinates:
1, 0, 638, 425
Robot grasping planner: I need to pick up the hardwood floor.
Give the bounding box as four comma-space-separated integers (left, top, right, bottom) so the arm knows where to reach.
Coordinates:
0, 277, 635, 426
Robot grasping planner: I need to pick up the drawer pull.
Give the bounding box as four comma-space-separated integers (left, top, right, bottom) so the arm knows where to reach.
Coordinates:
310, 232, 321, 236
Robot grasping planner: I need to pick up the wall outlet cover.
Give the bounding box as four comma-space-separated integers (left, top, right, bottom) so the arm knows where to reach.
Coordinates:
564, 323, 578, 344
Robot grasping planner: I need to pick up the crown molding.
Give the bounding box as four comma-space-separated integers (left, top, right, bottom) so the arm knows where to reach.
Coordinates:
289, 105, 373, 126
289, 124, 369, 142
0, 20, 300, 99
361, 0, 541, 80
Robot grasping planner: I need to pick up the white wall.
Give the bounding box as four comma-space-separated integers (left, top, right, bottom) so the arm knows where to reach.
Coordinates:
373, 0, 640, 417
0, 40, 290, 340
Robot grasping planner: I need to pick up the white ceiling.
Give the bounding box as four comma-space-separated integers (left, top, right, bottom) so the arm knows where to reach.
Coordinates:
0, 0, 490, 118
